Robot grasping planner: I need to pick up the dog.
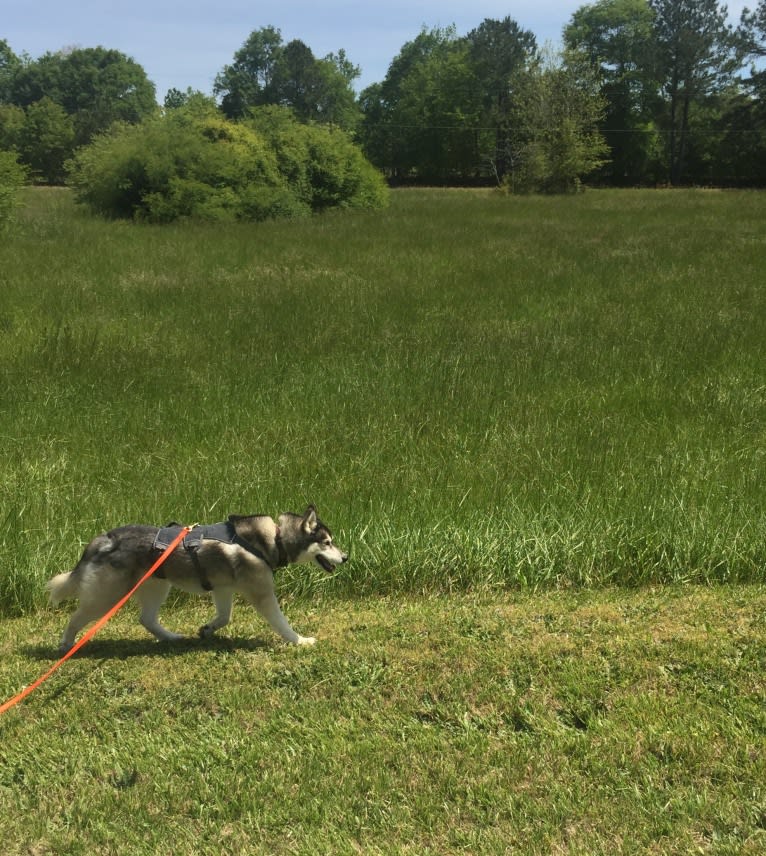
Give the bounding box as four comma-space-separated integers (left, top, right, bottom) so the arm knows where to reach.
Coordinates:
48, 505, 347, 653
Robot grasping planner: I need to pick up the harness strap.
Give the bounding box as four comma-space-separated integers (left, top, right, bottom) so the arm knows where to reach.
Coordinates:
274, 527, 288, 568
153, 521, 288, 591
188, 544, 213, 591
229, 529, 287, 569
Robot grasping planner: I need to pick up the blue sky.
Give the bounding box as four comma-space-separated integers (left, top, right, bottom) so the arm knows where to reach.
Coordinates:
5, 0, 752, 102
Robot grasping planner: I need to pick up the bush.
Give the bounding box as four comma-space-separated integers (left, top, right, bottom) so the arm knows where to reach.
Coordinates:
68, 103, 388, 223
247, 106, 389, 211
68, 106, 300, 222
0, 150, 26, 229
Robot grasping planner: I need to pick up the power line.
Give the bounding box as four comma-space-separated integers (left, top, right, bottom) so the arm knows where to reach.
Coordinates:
360, 122, 766, 136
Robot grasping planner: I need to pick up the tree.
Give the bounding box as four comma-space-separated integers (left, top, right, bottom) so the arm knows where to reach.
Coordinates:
741, 0, 766, 54
271, 39, 319, 115
215, 27, 360, 129
18, 97, 74, 184
564, 0, 663, 183
312, 50, 361, 128
58, 47, 156, 144
0, 103, 25, 150
465, 17, 538, 180
359, 26, 483, 181
649, 0, 739, 183
740, 0, 766, 97
712, 0, 766, 185
359, 20, 539, 183
707, 85, 766, 184
214, 26, 283, 118
8, 47, 156, 147
506, 50, 609, 193
390, 30, 481, 180
163, 87, 210, 110
0, 40, 22, 103
1, 46, 156, 183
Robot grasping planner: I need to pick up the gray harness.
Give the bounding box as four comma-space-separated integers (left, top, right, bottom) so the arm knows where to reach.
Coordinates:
153, 521, 278, 591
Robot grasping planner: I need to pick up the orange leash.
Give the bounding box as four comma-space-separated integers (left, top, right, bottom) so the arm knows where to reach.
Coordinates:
0, 525, 191, 716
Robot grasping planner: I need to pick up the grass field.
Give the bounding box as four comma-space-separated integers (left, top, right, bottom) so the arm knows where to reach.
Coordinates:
1, 188, 765, 611
0, 188, 765, 852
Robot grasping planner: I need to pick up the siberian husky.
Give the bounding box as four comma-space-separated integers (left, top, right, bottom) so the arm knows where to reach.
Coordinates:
48, 505, 347, 653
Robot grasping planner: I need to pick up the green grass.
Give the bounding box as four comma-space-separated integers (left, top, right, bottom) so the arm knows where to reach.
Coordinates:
1, 187, 765, 611
1, 189, 765, 852
1, 587, 764, 854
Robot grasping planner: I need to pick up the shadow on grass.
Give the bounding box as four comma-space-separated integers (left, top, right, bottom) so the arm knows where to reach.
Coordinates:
22, 635, 270, 662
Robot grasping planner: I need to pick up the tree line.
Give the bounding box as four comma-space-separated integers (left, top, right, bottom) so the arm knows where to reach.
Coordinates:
2, 0, 766, 196
359, 0, 766, 187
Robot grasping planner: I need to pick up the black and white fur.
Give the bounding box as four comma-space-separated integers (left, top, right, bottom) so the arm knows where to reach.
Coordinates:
48, 505, 347, 653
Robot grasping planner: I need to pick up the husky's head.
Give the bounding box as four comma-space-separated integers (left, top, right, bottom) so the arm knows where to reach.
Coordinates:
284, 505, 348, 572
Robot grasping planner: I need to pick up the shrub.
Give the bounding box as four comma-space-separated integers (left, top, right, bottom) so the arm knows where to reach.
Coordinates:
247, 106, 389, 211
68, 103, 388, 222
68, 106, 301, 222
0, 150, 26, 229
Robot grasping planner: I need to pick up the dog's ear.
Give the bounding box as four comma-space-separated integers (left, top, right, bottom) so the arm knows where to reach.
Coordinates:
302, 504, 318, 533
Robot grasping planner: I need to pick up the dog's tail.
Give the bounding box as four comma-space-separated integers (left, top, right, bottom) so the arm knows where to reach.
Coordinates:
48, 533, 117, 605
47, 571, 79, 605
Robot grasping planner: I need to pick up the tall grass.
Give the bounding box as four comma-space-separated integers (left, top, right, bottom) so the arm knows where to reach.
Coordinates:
1, 188, 765, 612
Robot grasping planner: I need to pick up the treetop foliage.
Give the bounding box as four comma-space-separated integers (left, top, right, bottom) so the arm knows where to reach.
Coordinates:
214, 27, 360, 130
6, 45, 156, 146
2, 1, 766, 192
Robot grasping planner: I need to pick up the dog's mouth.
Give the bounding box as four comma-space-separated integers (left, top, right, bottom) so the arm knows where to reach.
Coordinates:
315, 554, 336, 573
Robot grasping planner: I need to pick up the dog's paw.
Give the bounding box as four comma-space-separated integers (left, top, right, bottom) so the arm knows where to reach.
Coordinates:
295, 635, 317, 646
156, 631, 186, 642
198, 624, 216, 639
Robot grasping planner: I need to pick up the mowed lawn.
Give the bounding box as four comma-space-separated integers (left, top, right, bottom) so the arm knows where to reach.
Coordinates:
1, 586, 765, 854
0, 188, 764, 852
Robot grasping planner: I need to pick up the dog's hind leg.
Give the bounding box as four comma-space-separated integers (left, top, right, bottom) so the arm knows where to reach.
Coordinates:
199, 588, 234, 639
135, 578, 185, 642
57, 583, 126, 654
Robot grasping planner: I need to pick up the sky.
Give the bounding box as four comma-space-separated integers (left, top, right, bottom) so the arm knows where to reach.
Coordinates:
4, 0, 754, 103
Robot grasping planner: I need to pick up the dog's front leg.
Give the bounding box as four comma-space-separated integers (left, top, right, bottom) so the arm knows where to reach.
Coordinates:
243, 590, 316, 646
